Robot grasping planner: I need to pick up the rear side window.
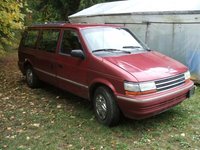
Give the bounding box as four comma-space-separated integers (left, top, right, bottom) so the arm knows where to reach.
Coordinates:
38, 29, 60, 53
23, 30, 39, 48
60, 30, 82, 55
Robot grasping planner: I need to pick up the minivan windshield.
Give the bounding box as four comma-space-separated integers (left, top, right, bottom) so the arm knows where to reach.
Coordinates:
81, 27, 147, 56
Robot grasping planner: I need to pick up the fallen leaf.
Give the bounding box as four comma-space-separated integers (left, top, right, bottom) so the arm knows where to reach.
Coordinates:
147, 139, 151, 142
67, 144, 73, 148
16, 129, 24, 133
2, 97, 9, 100
10, 116, 15, 120
181, 133, 186, 137
18, 145, 26, 149
29, 102, 34, 106
57, 104, 62, 108
11, 135, 16, 139
7, 127, 12, 130
70, 115, 75, 119
32, 123, 40, 127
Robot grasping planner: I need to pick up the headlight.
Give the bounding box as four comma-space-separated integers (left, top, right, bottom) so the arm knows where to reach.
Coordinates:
139, 82, 157, 92
124, 81, 156, 95
124, 82, 140, 92
184, 71, 190, 80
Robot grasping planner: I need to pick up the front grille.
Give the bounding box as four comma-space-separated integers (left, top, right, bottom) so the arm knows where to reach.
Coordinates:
155, 74, 185, 91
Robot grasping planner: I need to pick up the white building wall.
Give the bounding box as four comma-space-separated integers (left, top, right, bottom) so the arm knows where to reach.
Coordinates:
69, 13, 200, 82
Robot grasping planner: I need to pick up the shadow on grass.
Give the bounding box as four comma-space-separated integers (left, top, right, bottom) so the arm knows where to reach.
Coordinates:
120, 109, 181, 125
18, 77, 188, 130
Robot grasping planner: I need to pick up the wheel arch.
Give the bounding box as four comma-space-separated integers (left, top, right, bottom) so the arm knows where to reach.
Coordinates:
89, 79, 117, 101
91, 79, 121, 126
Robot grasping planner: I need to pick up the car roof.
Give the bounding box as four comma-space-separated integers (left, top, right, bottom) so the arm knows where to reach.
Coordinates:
28, 23, 121, 29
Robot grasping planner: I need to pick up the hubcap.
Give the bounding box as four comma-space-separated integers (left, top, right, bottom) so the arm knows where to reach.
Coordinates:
95, 94, 107, 120
26, 69, 33, 85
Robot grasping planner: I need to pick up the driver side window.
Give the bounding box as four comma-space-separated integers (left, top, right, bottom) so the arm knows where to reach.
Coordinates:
60, 30, 82, 55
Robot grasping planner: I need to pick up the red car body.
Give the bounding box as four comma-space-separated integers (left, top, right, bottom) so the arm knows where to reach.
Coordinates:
18, 23, 195, 125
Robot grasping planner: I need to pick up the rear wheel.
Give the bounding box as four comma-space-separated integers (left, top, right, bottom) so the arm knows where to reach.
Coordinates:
93, 86, 120, 126
25, 65, 40, 88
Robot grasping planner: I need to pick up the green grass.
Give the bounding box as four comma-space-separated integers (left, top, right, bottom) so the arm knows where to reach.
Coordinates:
0, 52, 200, 150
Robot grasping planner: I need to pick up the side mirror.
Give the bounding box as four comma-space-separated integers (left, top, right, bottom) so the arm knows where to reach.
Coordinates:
71, 50, 85, 59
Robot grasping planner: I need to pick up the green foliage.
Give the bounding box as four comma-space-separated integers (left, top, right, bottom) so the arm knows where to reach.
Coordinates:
26, 0, 115, 24
79, 0, 106, 10
0, 0, 26, 51
25, 0, 80, 24
79, 0, 117, 10
26, 0, 61, 23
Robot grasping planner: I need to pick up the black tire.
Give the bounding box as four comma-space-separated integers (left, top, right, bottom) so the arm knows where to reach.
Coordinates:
25, 65, 40, 88
93, 86, 120, 126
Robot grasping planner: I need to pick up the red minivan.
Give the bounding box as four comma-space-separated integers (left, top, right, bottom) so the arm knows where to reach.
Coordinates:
18, 23, 195, 126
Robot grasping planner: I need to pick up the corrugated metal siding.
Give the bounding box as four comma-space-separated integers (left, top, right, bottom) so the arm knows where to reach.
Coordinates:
69, 1, 200, 82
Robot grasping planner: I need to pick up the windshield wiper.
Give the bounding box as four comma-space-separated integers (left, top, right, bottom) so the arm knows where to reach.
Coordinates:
92, 49, 131, 53
123, 46, 141, 49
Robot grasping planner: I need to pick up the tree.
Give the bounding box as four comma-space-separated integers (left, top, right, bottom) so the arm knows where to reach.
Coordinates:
25, 0, 80, 23
0, 0, 26, 51
79, 0, 118, 10
79, 0, 106, 10
25, 0, 116, 24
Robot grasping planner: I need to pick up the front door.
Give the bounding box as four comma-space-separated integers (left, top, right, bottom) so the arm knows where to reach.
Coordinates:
56, 29, 89, 98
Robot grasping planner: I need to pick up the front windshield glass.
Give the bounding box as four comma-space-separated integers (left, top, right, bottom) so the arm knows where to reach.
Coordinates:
81, 27, 147, 55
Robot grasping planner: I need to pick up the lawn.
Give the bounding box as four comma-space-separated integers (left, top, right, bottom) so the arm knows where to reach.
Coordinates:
0, 51, 200, 150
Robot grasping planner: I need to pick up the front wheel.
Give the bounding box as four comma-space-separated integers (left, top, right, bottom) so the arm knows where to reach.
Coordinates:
93, 86, 120, 126
25, 65, 40, 88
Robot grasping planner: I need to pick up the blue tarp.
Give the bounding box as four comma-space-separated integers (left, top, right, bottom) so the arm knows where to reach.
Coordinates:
187, 49, 200, 82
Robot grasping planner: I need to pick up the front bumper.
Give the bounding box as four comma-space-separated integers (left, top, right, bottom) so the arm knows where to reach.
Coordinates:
116, 80, 194, 119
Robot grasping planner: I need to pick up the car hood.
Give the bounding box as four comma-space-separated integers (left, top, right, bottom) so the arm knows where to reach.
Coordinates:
103, 51, 187, 82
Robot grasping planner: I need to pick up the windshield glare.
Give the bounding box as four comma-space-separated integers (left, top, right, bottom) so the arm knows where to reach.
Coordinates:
81, 27, 145, 53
